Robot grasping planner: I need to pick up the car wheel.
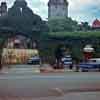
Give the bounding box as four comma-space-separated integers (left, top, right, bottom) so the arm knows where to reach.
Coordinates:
82, 69, 88, 72
98, 68, 100, 72
69, 65, 73, 70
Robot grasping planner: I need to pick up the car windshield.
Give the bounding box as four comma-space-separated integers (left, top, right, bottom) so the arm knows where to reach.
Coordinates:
88, 60, 96, 62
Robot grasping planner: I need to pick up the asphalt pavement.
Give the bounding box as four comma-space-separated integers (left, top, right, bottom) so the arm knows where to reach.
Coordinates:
0, 65, 100, 99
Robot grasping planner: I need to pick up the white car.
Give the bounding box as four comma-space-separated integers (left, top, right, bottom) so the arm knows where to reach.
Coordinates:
27, 55, 41, 65
88, 58, 100, 64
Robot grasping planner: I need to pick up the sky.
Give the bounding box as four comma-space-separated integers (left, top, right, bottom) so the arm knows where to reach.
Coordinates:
0, 0, 100, 24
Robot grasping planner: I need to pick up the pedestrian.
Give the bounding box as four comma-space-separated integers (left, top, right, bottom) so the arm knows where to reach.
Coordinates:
54, 44, 64, 69
75, 58, 80, 72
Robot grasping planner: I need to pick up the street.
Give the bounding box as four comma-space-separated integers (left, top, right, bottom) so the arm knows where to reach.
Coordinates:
0, 65, 100, 99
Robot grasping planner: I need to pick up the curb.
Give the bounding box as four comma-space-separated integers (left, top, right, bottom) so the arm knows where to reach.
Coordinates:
40, 69, 74, 73
0, 67, 74, 74
0, 68, 9, 74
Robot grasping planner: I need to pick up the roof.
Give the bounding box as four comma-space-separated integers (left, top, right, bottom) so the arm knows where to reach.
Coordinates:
1, 2, 7, 5
92, 19, 100, 28
48, 0, 68, 6
16, 0, 25, 2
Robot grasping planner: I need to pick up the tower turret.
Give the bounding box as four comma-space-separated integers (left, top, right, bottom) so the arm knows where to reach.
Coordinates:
0, 1, 7, 16
48, 0, 68, 19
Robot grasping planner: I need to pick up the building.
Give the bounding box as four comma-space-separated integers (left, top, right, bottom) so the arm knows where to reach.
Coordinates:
0, 2, 7, 16
92, 19, 100, 29
13, 0, 27, 8
48, 0, 68, 19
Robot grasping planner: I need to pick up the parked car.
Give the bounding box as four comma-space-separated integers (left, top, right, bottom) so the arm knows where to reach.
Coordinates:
27, 55, 41, 65
79, 58, 100, 72
61, 55, 73, 69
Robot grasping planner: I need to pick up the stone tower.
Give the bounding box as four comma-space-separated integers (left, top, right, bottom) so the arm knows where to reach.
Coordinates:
0, 2, 7, 16
48, 0, 68, 19
14, 0, 27, 8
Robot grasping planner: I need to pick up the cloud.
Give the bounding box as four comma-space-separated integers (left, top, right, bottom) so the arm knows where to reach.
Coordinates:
27, 0, 48, 19
68, 0, 100, 23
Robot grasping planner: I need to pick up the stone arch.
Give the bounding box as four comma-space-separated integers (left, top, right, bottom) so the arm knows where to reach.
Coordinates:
5, 33, 38, 49
0, 29, 39, 65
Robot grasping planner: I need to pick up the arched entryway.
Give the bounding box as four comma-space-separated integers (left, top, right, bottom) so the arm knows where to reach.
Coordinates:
2, 34, 39, 65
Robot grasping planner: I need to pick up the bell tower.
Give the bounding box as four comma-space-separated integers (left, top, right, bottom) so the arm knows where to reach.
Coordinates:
48, 0, 68, 19
0, 1, 7, 16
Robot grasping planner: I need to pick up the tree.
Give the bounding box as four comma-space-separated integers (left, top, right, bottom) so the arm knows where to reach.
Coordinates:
0, 29, 14, 69
80, 22, 90, 31
0, 38, 5, 69
48, 17, 78, 32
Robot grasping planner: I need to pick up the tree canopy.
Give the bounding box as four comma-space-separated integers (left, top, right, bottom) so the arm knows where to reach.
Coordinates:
48, 17, 78, 32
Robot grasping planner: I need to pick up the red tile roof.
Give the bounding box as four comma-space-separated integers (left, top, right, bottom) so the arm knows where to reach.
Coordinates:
92, 19, 100, 28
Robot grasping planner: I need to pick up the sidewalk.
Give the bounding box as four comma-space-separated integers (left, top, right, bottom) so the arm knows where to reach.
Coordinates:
0, 67, 9, 74
0, 65, 40, 74
40, 64, 74, 73
0, 64, 74, 74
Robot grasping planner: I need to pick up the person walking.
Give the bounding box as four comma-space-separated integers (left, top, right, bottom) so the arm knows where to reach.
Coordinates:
55, 44, 64, 69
